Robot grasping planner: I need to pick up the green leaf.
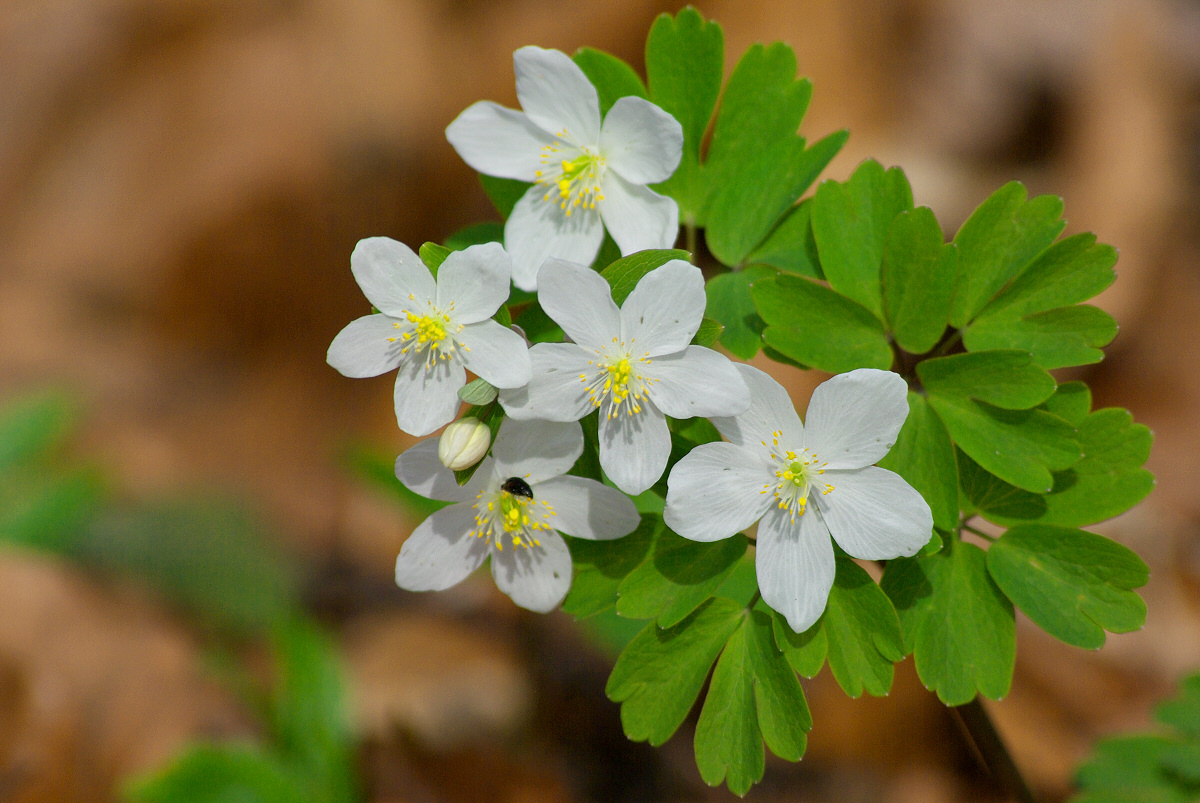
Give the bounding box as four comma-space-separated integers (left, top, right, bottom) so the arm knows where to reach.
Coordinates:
1043, 380, 1092, 426
458, 378, 497, 405
949, 182, 1066, 327
979, 232, 1117, 320
694, 611, 809, 795
703, 41, 812, 226
882, 540, 1015, 705
773, 557, 904, 698
964, 305, 1118, 369
963, 407, 1153, 527
1157, 675, 1200, 736
125, 744, 306, 803
812, 159, 914, 319
563, 517, 657, 618
600, 249, 692, 305
918, 350, 1057, 410
269, 620, 357, 801
0, 390, 78, 471
606, 597, 745, 746
1075, 735, 1189, 802
573, 47, 647, 117
692, 317, 724, 348
512, 299, 564, 344
987, 524, 1148, 648
78, 500, 297, 633
928, 397, 1080, 493
443, 222, 503, 251
754, 274, 893, 372
645, 7, 723, 218
418, 242, 451, 276
480, 174, 530, 220
878, 393, 959, 531
745, 198, 824, 278
704, 265, 775, 359
0, 467, 104, 553
882, 207, 957, 353
617, 524, 748, 627
706, 130, 847, 266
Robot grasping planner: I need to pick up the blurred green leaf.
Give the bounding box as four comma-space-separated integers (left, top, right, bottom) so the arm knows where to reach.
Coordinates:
125, 744, 306, 803
418, 242, 451, 275
1074, 735, 1193, 803
0, 467, 104, 553
573, 47, 647, 117
480, 174, 530, 220
344, 445, 448, 520
882, 207, 957, 354
0, 390, 78, 471
443, 222, 503, 251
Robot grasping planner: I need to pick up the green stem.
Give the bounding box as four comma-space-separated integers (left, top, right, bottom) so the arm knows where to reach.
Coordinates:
962, 523, 996, 542
685, 221, 697, 261
950, 698, 1039, 803
746, 590, 762, 611
930, 329, 964, 358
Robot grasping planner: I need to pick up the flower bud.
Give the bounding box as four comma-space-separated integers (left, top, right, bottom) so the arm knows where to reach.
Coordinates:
438, 417, 491, 471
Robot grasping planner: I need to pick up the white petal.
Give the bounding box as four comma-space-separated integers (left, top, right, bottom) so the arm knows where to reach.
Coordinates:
395, 502, 490, 592
711, 364, 805, 450
499, 343, 594, 422
394, 439, 491, 502
664, 442, 773, 542
445, 101, 548, 181
598, 172, 680, 254
326, 314, 405, 378
617, 259, 704, 356
436, 242, 511, 323
513, 46, 601, 144
350, 237, 435, 317
534, 475, 640, 540
599, 402, 670, 495
816, 466, 933, 560
537, 257, 620, 349
393, 357, 464, 437
756, 505, 836, 635
490, 528, 573, 613
457, 320, 531, 389
599, 96, 683, 184
646, 347, 750, 419
505, 185, 605, 291
492, 418, 583, 484
802, 369, 910, 469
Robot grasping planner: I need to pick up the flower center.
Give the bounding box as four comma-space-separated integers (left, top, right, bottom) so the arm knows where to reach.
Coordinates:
580, 339, 657, 420
759, 431, 834, 522
535, 140, 605, 218
386, 296, 466, 370
473, 477, 557, 550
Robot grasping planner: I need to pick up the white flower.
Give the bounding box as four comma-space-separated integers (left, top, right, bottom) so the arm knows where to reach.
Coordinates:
394, 417, 640, 612
445, 46, 684, 291
327, 238, 531, 437
663, 365, 933, 634
499, 258, 751, 496
438, 417, 491, 470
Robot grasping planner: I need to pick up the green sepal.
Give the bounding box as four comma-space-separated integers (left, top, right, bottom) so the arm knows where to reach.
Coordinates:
573, 47, 647, 117
745, 198, 824, 278
606, 597, 746, 746
480, 174, 530, 220
706, 130, 847, 267
600, 249, 692, 305
418, 242, 451, 275
754, 274, 893, 372
562, 516, 657, 618
986, 524, 1148, 649
694, 610, 809, 795
704, 265, 775, 359
882, 540, 1015, 706
964, 305, 1118, 369
616, 522, 748, 628
772, 556, 905, 698
949, 181, 1066, 327
877, 392, 959, 531
882, 207, 957, 354
812, 159, 914, 319
645, 7, 723, 220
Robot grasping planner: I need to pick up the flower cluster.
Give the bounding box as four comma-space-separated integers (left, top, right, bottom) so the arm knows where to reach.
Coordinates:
326, 45, 933, 624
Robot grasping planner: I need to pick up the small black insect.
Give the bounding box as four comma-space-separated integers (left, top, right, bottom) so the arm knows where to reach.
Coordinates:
500, 476, 533, 499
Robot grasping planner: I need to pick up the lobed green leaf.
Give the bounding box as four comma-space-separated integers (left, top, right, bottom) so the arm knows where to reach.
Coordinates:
917, 350, 1057, 410
745, 198, 824, 278
878, 393, 959, 531
965, 305, 1118, 369
882, 207, 957, 354
704, 265, 775, 359
573, 47, 647, 117
562, 516, 657, 619
601, 249, 692, 305
979, 232, 1117, 320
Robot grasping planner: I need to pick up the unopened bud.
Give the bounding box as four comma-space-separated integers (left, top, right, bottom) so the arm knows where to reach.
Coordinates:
438, 417, 491, 470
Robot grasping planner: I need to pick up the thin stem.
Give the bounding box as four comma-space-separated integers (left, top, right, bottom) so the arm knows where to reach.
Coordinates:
685, 221, 697, 261
746, 590, 761, 610
930, 329, 964, 358
962, 523, 996, 542
951, 698, 1039, 803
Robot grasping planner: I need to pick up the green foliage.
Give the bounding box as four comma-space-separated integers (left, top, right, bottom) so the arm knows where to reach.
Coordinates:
343, 444, 448, 520
600, 248, 692, 305
878, 393, 959, 531
573, 47, 647, 116
774, 557, 906, 698
479, 174, 529, 219
691, 316, 724, 348
746, 198, 824, 278
418, 242, 451, 275
882, 207, 957, 354
562, 516, 657, 618
458, 377, 498, 405
883, 540, 1015, 706
987, 524, 1148, 648
443, 222, 503, 251
0, 390, 78, 471
126, 745, 307, 803
704, 265, 774, 359
1072, 675, 1200, 803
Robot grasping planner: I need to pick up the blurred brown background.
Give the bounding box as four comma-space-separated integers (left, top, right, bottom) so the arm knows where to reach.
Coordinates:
2, 0, 1200, 800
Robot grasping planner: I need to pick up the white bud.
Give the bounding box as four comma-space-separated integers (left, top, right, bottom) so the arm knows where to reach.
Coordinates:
438, 417, 491, 471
